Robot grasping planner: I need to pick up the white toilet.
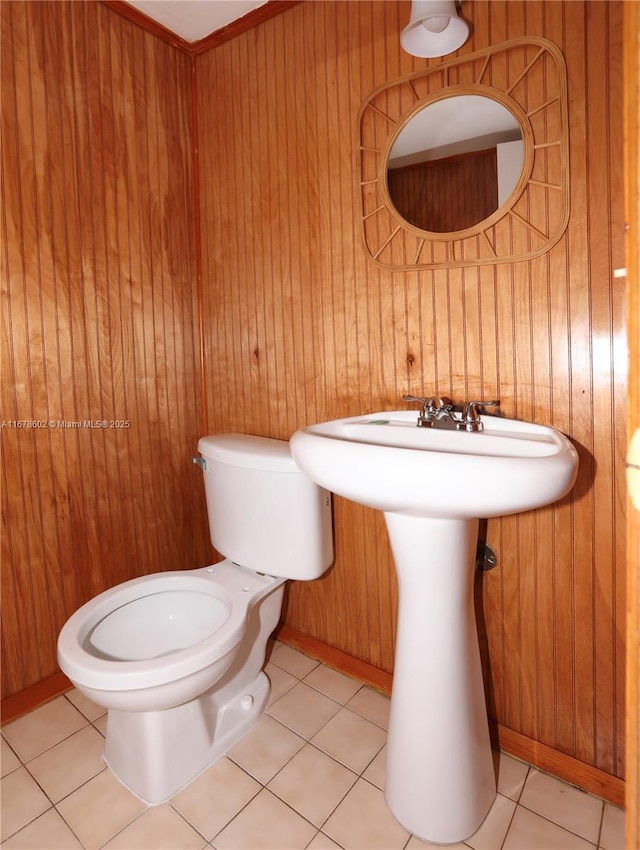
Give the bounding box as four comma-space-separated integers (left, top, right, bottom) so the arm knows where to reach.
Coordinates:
57, 434, 333, 803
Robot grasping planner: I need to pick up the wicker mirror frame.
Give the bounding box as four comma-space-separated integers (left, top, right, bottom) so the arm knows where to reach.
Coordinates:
358, 37, 569, 270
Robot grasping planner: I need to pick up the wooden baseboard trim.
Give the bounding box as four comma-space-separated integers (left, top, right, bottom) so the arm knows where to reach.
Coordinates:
1, 673, 72, 725
275, 624, 625, 807
274, 624, 394, 695
490, 723, 625, 807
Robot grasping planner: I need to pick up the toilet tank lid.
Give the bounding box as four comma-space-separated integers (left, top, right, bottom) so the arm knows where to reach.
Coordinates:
197, 433, 301, 473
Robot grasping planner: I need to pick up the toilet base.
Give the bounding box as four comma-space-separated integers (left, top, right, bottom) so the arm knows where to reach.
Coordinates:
104, 670, 271, 804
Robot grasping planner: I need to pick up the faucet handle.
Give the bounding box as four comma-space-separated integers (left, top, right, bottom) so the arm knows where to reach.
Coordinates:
402, 394, 429, 407
402, 394, 432, 426
460, 400, 500, 431
402, 395, 451, 411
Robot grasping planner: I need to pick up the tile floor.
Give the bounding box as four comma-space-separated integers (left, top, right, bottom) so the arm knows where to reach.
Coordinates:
1, 643, 627, 850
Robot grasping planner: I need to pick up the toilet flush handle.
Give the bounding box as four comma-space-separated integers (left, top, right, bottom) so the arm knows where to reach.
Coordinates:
191, 456, 207, 471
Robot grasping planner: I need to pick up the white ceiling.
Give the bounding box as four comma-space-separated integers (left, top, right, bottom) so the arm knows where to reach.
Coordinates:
125, 0, 268, 43
390, 96, 521, 163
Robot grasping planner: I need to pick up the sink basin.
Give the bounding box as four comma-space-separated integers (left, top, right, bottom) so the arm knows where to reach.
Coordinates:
290, 410, 578, 519
290, 409, 579, 844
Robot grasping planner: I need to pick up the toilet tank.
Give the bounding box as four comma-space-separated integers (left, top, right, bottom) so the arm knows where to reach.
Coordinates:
197, 434, 333, 580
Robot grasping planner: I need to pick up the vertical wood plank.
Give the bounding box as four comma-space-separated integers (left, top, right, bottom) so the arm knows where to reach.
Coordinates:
1, 0, 210, 698
623, 0, 640, 839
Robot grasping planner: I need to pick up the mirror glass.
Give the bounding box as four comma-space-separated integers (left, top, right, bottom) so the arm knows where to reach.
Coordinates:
386, 95, 523, 233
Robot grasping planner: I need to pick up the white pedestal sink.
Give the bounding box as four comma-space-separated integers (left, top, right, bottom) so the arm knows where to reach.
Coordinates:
290, 410, 578, 844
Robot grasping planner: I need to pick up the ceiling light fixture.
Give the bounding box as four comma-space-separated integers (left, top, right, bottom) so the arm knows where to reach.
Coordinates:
400, 0, 470, 58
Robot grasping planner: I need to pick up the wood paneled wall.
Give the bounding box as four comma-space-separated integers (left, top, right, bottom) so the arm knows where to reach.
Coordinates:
388, 149, 498, 233
1, 1, 211, 697
196, 0, 627, 781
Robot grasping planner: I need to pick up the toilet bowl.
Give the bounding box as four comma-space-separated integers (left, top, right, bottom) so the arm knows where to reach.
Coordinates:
57, 434, 333, 803
57, 565, 274, 713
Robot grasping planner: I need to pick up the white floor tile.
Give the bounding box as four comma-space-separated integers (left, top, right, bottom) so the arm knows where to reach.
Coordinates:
265, 661, 299, 705
2, 697, 87, 762
495, 751, 529, 801
56, 768, 146, 848
1, 735, 21, 778
519, 768, 603, 843
599, 802, 626, 850
466, 793, 517, 850
0, 766, 51, 842
92, 714, 108, 736
227, 714, 305, 785
63, 689, 106, 723
102, 804, 207, 850
503, 805, 596, 850
322, 778, 409, 850
310, 707, 386, 774
25, 725, 105, 803
345, 687, 390, 730
269, 644, 320, 679
213, 788, 317, 850
303, 666, 363, 704
306, 832, 344, 850
362, 745, 386, 790
267, 682, 341, 739
268, 743, 357, 827
171, 755, 261, 840
0, 807, 83, 849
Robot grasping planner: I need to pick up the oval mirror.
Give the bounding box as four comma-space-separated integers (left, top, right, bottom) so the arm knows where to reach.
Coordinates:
386, 95, 524, 234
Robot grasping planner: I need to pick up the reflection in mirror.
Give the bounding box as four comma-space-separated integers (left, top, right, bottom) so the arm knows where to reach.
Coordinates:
386, 95, 523, 233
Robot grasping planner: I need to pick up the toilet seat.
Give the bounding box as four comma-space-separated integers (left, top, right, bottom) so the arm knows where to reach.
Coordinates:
87, 588, 232, 662
57, 563, 282, 712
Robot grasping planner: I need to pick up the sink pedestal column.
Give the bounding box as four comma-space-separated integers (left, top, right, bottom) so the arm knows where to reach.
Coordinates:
383, 513, 496, 844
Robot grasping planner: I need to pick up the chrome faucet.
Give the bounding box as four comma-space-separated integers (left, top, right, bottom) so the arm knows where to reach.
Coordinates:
402, 395, 457, 428
403, 395, 500, 432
